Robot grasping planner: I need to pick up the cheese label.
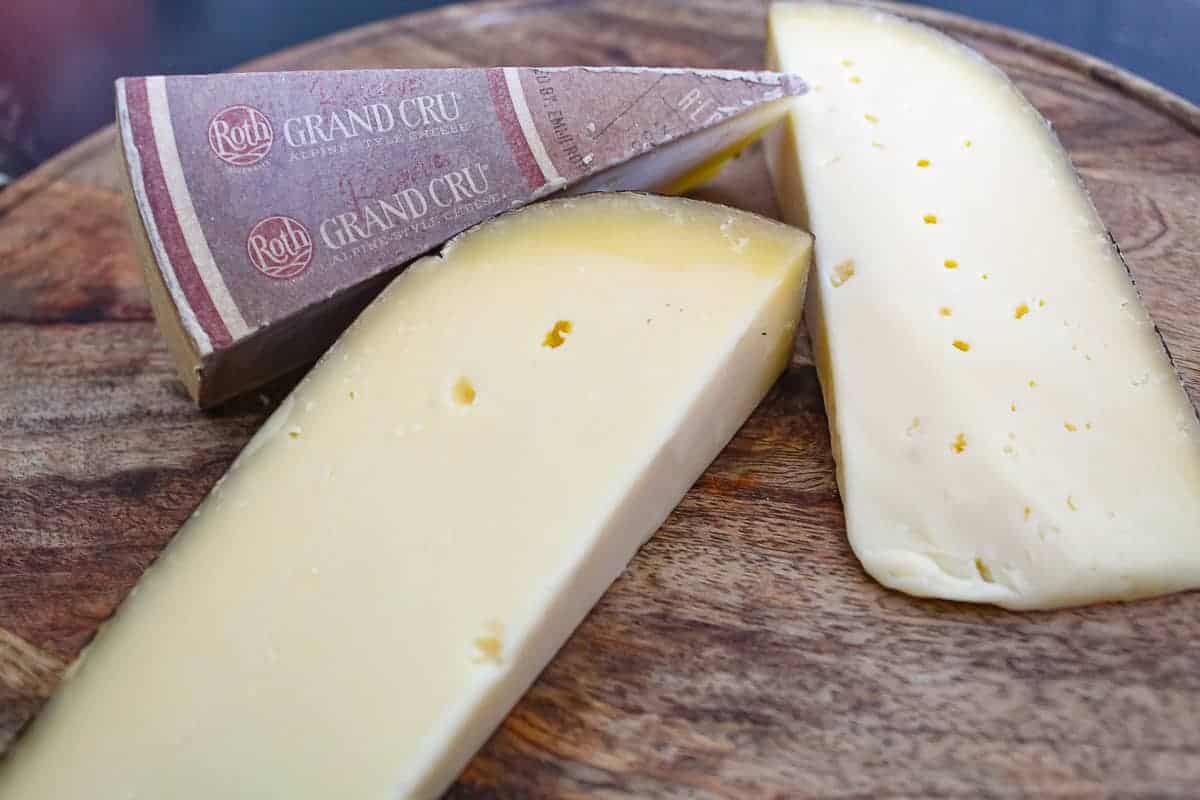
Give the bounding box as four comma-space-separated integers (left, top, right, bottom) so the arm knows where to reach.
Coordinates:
116, 67, 804, 405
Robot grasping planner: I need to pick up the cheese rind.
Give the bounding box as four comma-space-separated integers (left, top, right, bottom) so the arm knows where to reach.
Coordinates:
767, 2, 1200, 609
116, 67, 806, 408
0, 193, 810, 798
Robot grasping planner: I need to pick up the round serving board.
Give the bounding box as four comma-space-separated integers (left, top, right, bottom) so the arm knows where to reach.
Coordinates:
2, 1, 1199, 795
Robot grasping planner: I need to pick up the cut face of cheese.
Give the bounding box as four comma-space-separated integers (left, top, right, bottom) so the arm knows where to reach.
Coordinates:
767, 2, 1200, 610
0, 193, 810, 799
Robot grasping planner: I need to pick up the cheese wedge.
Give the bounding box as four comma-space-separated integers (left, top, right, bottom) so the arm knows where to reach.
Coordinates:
0, 193, 810, 799
767, 2, 1200, 609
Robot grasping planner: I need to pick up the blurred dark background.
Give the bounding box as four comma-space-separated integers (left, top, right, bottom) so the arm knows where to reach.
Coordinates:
1, 0, 1198, 185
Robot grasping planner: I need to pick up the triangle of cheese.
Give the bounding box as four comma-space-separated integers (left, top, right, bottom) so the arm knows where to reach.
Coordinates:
0, 193, 811, 798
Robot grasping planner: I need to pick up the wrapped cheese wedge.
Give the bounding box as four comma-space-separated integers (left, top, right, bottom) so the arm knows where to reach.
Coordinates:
767, 2, 1200, 609
0, 193, 811, 799
116, 67, 805, 406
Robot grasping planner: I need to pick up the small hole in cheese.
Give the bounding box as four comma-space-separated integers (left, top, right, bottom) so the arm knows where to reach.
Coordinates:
542, 319, 573, 348
951, 432, 967, 454
473, 635, 503, 665
830, 259, 856, 288
974, 558, 994, 583
1014, 303, 1030, 319
287, 428, 301, 440
452, 377, 477, 406
952, 340, 970, 352
923, 214, 938, 224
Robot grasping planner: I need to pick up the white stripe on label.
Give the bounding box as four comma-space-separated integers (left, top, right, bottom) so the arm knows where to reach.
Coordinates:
503, 67, 563, 186
117, 79, 212, 355
145, 76, 251, 339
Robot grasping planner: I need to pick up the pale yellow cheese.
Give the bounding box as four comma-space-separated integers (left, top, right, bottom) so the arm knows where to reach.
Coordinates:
0, 193, 810, 799
767, 2, 1200, 609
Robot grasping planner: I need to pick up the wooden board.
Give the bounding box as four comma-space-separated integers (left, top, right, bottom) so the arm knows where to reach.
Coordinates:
3, 1, 1200, 795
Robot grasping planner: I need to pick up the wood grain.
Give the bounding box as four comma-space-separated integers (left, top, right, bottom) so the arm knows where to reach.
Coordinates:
3, 0, 1200, 794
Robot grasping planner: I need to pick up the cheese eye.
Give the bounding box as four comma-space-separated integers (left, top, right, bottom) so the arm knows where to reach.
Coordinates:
542, 320, 573, 348
452, 377, 476, 406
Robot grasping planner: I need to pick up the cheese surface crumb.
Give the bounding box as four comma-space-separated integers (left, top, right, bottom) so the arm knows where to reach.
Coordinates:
830, 259, 856, 287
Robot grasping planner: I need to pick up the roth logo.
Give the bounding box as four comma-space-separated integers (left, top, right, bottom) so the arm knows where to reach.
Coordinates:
208, 105, 274, 166
246, 216, 313, 279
